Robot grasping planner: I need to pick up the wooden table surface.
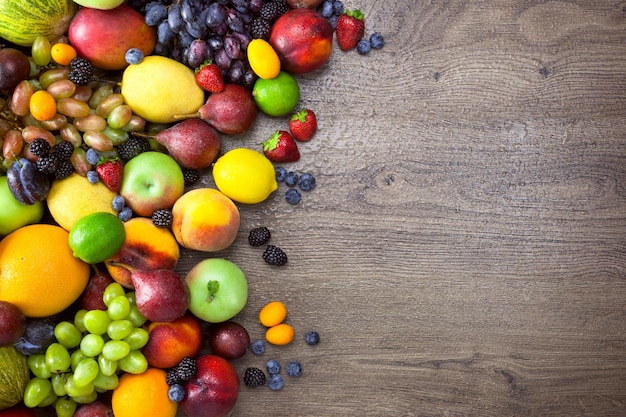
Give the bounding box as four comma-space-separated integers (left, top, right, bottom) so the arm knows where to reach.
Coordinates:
197, 1, 626, 415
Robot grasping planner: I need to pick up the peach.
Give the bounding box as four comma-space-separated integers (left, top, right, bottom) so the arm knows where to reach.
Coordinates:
171, 188, 240, 252
105, 217, 180, 288
143, 314, 203, 369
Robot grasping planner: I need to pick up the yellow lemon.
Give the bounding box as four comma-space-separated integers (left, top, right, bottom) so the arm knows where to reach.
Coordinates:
46, 173, 117, 231
247, 39, 281, 79
212, 148, 278, 204
69, 212, 126, 264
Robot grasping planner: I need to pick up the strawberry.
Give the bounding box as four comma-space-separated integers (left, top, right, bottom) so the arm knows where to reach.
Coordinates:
262, 130, 300, 163
288, 109, 317, 142
195, 61, 224, 93
96, 157, 123, 192
336, 9, 365, 51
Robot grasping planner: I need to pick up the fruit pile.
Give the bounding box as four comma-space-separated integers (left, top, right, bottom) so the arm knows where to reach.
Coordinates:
0, 0, 383, 416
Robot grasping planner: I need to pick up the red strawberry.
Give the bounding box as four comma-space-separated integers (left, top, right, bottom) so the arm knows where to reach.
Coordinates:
288, 109, 317, 142
262, 130, 300, 163
336, 9, 365, 51
96, 158, 123, 192
195, 61, 224, 93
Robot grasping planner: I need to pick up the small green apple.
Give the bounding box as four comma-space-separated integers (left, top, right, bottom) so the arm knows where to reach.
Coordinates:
72, 0, 125, 11
185, 258, 248, 323
0, 176, 43, 236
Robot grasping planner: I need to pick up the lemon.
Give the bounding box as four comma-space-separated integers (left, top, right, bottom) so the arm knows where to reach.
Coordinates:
247, 39, 281, 79
252, 71, 300, 116
212, 148, 278, 204
69, 212, 126, 264
47, 173, 117, 231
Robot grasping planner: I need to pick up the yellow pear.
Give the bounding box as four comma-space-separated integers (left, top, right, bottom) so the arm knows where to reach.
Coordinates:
121, 55, 205, 124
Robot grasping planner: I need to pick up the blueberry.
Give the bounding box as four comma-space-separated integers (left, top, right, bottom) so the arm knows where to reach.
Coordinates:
320, 0, 334, 18
125, 48, 144, 65
305, 330, 320, 346
297, 173, 316, 191
118, 206, 133, 222
286, 360, 302, 377
168, 384, 186, 402
250, 339, 265, 355
112, 195, 125, 212
266, 359, 280, 375
370, 32, 385, 49
329, 15, 339, 29
268, 374, 284, 391
284, 171, 299, 187
356, 39, 371, 55
333, 0, 344, 15
85, 148, 101, 166
86, 170, 99, 184
275, 166, 287, 182
285, 188, 301, 205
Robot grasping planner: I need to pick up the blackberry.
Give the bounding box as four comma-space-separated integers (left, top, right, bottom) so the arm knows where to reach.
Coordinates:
243, 367, 266, 388
36, 154, 59, 175
248, 226, 271, 246
54, 160, 74, 180
274, 0, 290, 18
117, 135, 151, 161
250, 17, 271, 40
182, 168, 200, 185
68, 57, 94, 86
166, 357, 198, 385
52, 141, 74, 161
262, 245, 288, 266
152, 209, 173, 228
29, 139, 50, 157
305, 330, 320, 346
259, 1, 281, 22
286, 360, 302, 377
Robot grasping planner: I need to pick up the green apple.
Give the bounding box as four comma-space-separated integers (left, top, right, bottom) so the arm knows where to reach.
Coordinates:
0, 176, 43, 236
72, 0, 125, 10
185, 258, 248, 323
119, 152, 185, 217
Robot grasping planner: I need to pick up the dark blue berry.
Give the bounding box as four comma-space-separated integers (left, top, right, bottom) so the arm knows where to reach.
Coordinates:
275, 166, 287, 182
112, 195, 125, 212
370, 32, 385, 49
284, 171, 299, 187
333, 0, 344, 15
297, 173, 316, 191
125, 48, 144, 65
286, 360, 302, 377
118, 206, 133, 222
268, 374, 284, 391
357, 39, 371, 55
329, 15, 339, 29
85, 148, 101, 166
87, 170, 99, 184
168, 384, 186, 402
320, 0, 334, 18
305, 330, 320, 345
250, 339, 265, 355
266, 359, 280, 375
285, 188, 301, 205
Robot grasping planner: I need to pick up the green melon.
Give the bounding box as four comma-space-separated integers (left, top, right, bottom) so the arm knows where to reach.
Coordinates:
0, 345, 30, 410
0, 0, 77, 47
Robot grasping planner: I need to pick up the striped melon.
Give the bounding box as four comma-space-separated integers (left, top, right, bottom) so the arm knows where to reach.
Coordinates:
0, 0, 77, 47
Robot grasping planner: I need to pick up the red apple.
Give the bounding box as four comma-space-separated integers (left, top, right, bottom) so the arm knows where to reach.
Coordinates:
143, 314, 203, 369
181, 355, 239, 417
68, 5, 157, 70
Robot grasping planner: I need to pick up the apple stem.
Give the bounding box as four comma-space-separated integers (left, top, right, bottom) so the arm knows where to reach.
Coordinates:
172, 112, 201, 120
206, 280, 219, 303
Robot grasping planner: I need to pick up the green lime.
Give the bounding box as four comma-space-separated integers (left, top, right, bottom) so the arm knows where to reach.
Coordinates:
252, 71, 300, 116
68, 212, 126, 264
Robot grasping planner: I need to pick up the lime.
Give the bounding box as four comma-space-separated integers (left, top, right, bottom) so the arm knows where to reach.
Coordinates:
212, 148, 278, 204
252, 71, 300, 116
68, 212, 126, 264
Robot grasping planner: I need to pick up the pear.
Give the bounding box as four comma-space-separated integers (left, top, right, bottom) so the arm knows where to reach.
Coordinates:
121, 56, 205, 124
130, 269, 190, 323
174, 84, 257, 135
134, 119, 221, 170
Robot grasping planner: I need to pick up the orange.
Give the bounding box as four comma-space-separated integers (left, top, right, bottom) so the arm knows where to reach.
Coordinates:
112, 368, 177, 417
0, 224, 90, 317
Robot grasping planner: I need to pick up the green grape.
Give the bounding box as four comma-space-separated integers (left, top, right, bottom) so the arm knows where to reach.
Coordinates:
54, 321, 83, 349
93, 371, 119, 392
83, 310, 111, 335
23, 377, 52, 408
102, 340, 131, 362
107, 319, 133, 340
117, 350, 148, 374
126, 297, 147, 328
72, 389, 98, 404
107, 295, 131, 321
51, 373, 68, 397
38, 388, 58, 407
80, 333, 105, 357
123, 328, 149, 350
27, 354, 52, 379
70, 349, 88, 372
31, 35, 51, 66
97, 354, 118, 377
74, 309, 88, 333
103, 282, 126, 306
107, 104, 132, 129
64, 375, 94, 398
102, 125, 129, 145
45, 343, 71, 374
55, 396, 77, 417
73, 358, 99, 387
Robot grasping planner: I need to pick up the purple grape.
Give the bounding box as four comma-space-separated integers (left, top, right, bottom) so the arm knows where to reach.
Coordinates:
226, 9, 245, 33
227, 59, 245, 84
231, 31, 251, 50
178, 28, 195, 49
168, 4, 184, 33
243, 69, 257, 90
206, 2, 227, 28
214, 48, 232, 71
224, 34, 241, 59
185, 39, 208, 68
214, 21, 228, 36
250, 0, 263, 12
145, 3, 168, 26
185, 20, 207, 38
207, 35, 224, 51
158, 20, 176, 44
